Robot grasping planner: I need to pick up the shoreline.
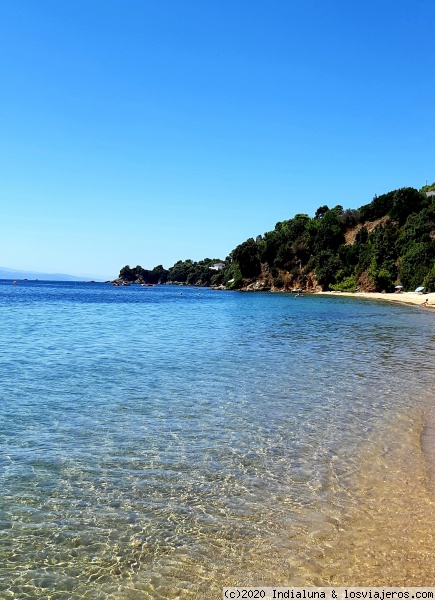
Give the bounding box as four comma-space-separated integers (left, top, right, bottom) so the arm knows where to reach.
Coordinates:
317, 290, 435, 309
315, 410, 435, 585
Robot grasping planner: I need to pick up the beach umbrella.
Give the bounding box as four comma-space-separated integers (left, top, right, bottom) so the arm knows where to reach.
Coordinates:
415, 286, 425, 292
395, 285, 403, 289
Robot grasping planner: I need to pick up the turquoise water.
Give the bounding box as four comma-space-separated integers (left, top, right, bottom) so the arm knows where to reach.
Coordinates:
1, 282, 435, 598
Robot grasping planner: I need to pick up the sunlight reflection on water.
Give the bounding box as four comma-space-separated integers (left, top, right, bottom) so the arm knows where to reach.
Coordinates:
1, 282, 435, 597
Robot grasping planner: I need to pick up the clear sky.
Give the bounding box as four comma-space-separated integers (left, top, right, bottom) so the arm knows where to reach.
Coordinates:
1, 0, 434, 279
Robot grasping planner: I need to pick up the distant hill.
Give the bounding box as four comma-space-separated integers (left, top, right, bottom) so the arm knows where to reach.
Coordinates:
0, 267, 91, 281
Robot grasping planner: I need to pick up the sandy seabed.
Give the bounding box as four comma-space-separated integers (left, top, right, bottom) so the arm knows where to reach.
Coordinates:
298, 289, 435, 585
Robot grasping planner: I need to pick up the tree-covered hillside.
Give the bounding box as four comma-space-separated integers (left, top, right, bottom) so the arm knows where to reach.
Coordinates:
118, 184, 435, 293
117, 258, 226, 287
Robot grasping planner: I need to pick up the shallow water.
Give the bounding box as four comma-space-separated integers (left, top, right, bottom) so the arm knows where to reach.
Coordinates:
1, 282, 435, 598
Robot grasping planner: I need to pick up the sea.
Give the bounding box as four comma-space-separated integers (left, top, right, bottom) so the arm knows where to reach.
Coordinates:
1, 281, 435, 599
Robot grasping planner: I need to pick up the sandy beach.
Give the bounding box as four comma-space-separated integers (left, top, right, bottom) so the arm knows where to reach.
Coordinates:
318, 290, 435, 309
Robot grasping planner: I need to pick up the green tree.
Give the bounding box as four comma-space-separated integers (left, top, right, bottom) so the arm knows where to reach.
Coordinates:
231, 238, 261, 279
150, 264, 168, 284
119, 265, 135, 282
420, 182, 435, 194
423, 266, 435, 293
313, 207, 345, 253
358, 191, 395, 222
388, 187, 425, 225
398, 241, 435, 290
315, 205, 330, 219
315, 251, 341, 289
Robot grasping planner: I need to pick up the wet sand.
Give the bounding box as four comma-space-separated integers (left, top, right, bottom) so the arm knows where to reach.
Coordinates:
313, 413, 435, 586
225, 292, 435, 588
236, 412, 435, 587
310, 291, 435, 583
205, 412, 435, 590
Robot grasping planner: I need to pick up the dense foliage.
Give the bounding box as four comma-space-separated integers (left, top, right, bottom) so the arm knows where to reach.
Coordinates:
118, 259, 226, 287
118, 184, 435, 293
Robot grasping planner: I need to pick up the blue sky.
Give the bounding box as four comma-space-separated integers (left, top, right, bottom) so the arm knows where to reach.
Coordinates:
1, 0, 434, 279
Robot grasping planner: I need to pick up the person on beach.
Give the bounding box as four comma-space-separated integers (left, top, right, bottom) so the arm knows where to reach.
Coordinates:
420, 299, 429, 307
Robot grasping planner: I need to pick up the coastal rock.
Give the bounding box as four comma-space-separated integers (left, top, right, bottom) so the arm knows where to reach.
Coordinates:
244, 281, 270, 291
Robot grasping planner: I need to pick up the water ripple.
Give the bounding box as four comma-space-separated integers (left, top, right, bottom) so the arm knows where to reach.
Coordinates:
1, 282, 435, 596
